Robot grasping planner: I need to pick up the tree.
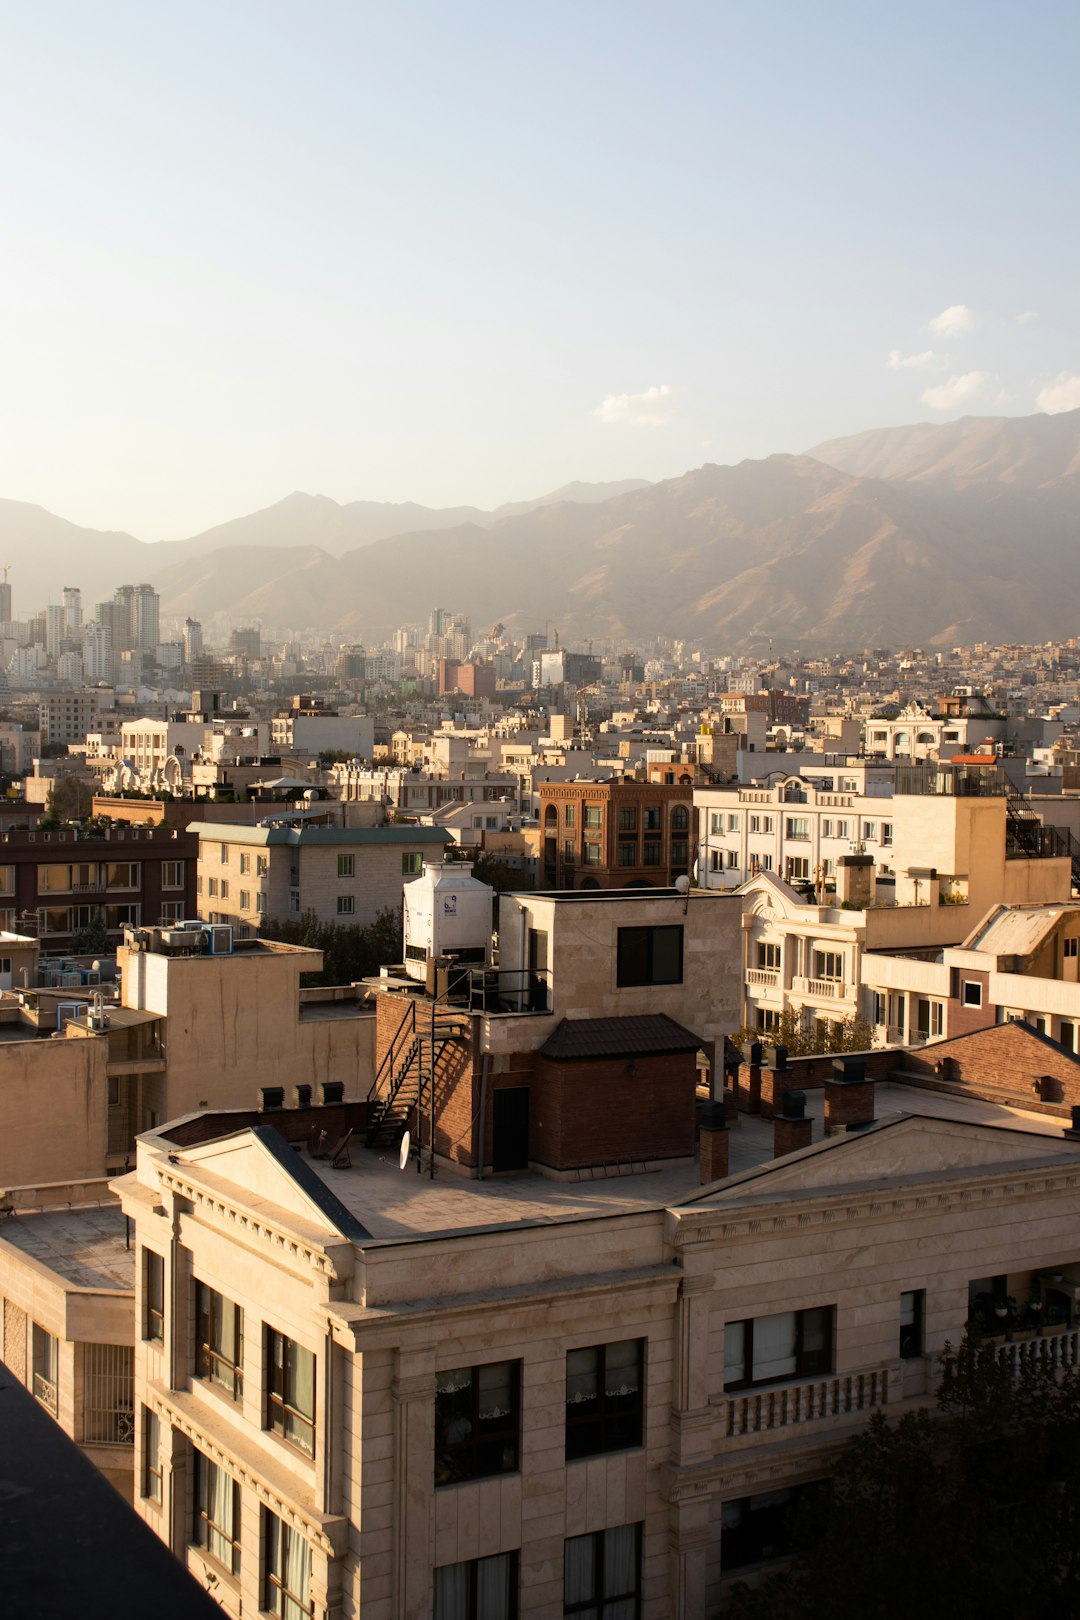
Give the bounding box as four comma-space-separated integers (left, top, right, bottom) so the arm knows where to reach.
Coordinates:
447, 846, 532, 894
727, 1339, 1080, 1620
71, 908, 110, 957
259, 908, 403, 988
733, 1009, 877, 1059
43, 773, 94, 826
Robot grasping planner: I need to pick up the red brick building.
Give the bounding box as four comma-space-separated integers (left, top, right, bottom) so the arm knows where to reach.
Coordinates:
437, 659, 496, 700
538, 780, 694, 889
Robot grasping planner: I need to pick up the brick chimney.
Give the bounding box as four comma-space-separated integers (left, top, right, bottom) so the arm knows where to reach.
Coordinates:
759, 1044, 790, 1118
738, 1041, 764, 1114
835, 853, 874, 908
824, 1056, 875, 1136
774, 1089, 813, 1158
699, 1101, 730, 1184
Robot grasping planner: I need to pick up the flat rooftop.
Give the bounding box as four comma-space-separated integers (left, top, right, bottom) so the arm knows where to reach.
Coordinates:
298, 1083, 1070, 1244
0, 1202, 133, 1290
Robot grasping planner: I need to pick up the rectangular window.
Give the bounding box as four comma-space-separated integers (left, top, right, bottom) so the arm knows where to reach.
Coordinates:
239, 853, 250, 876
106, 861, 141, 889
337, 895, 355, 915
144, 1249, 164, 1342
671, 840, 689, 866
821, 819, 833, 838
143, 1407, 162, 1502
582, 842, 602, 866
616, 926, 683, 988
161, 861, 185, 889
756, 942, 780, 970
565, 1339, 644, 1461
721, 1483, 826, 1571
264, 1507, 313, 1620
812, 951, 843, 981
642, 806, 661, 831
872, 991, 886, 1027
962, 980, 983, 1008
881, 822, 893, 846
617, 842, 637, 867
266, 1329, 315, 1457
564, 805, 576, 829
435, 1361, 520, 1486
563, 840, 575, 864
710, 811, 723, 835
207, 878, 219, 898
759, 854, 774, 871
642, 840, 661, 867
193, 1449, 241, 1576
257, 855, 269, 876
32, 1322, 59, 1413
0, 864, 14, 895
1065, 938, 1079, 959
617, 806, 637, 831
835, 819, 848, 839
725, 849, 738, 869
239, 890, 250, 911
219, 844, 229, 865
402, 853, 423, 875
256, 892, 267, 914
584, 805, 602, 830
899, 1290, 925, 1360
82, 1343, 135, 1445
220, 881, 229, 900
195, 1282, 244, 1402
785, 817, 810, 840
728, 814, 740, 832
337, 854, 354, 878
724, 1307, 834, 1390
863, 821, 877, 841
434, 1553, 518, 1620
564, 1524, 641, 1618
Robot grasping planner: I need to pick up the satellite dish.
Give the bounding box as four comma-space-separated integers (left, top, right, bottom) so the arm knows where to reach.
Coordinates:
674, 874, 690, 894
398, 1131, 411, 1171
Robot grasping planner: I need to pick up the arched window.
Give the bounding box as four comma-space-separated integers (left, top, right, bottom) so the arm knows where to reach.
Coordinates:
671, 805, 689, 830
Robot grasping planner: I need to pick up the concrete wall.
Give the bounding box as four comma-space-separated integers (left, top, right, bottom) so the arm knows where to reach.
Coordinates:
0, 1036, 108, 1187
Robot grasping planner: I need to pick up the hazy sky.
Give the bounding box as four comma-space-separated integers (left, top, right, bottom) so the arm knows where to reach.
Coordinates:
0, 1, 1076, 539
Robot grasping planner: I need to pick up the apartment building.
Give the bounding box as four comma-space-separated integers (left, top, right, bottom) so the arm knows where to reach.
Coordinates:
39, 688, 104, 746
538, 780, 694, 890
113, 1075, 1080, 1619
269, 704, 375, 760
330, 763, 522, 815
0, 824, 197, 950
192, 823, 453, 934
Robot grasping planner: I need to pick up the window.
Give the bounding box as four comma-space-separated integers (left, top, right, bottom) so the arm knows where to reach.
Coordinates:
643, 806, 661, 831
584, 805, 602, 830
785, 817, 810, 840
82, 1343, 135, 1444
161, 900, 185, 924
563, 840, 575, 864
239, 853, 250, 876
256, 893, 267, 914
725, 849, 738, 869
257, 855, 269, 876
863, 821, 877, 841
0, 864, 13, 895
220, 881, 229, 900
195, 1283, 244, 1401
193, 1450, 241, 1576
402, 852, 423, 875
962, 980, 983, 1008
144, 1249, 164, 1342
435, 1361, 520, 1485
756, 942, 780, 970
881, 822, 893, 846
207, 878, 219, 898
564, 805, 576, 829
162, 860, 184, 889
835, 819, 848, 839
219, 844, 229, 865
617, 807, 637, 831
264, 1508, 313, 1620
616, 926, 683, 988
565, 1339, 644, 1460
758, 854, 774, 871
727, 813, 740, 832
266, 1329, 315, 1456
721, 1483, 826, 1571
900, 1290, 925, 1359
724, 1307, 834, 1390
710, 811, 724, 835
582, 842, 602, 866
197, 875, 204, 896
642, 840, 661, 867
872, 991, 887, 1027
239, 890, 250, 911
671, 840, 689, 867
821, 819, 833, 839
672, 805, 689, 830
337, 854, 354, 878
564, 1525, 641, 1618
107, 861, 141, 889
617, 843, 637, 867
434, 1553, 517, 1620
812, 951, 843, 982
337, 895, 355, 915
1066, 938, 1079, 959
143, 1407, 162, 1502
32, 1322, 58, 1413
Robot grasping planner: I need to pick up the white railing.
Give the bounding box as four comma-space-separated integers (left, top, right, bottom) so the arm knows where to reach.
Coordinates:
747, 969, 779, 990
807, 977, 841, 998
721, 1365, 893, 1438
994, 1326, 1080, 1377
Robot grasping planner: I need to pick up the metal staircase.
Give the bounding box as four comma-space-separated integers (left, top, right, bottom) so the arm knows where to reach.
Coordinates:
1004, 787, 1080, 891
365, 998, 469, 1148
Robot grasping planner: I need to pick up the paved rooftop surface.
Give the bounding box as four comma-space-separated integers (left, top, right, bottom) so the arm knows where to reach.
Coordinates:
0, 1203, 134, 1290
300, 1083, 1068, 1243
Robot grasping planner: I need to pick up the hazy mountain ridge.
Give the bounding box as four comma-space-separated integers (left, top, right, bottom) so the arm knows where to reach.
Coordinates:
2, 412, 1078, 647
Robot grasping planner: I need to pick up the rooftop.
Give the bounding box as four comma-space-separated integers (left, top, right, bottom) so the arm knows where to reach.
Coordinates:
0, 1202, 133, 1290
187, 822, 453, 847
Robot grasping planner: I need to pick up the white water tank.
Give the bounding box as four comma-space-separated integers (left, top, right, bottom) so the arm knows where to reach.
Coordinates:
402, 860, 493, 982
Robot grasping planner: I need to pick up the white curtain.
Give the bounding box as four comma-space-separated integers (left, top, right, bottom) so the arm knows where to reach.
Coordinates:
434, 1564, 470, 1620
564, 1534, 596, 1607
476, 1553, 512, 1620
603, 1341, 640, 1398
751, 1312, 797, 1382
207, 1460, 234, 1566
603, 1525, 638, 1604
282, 1524, 312, 1620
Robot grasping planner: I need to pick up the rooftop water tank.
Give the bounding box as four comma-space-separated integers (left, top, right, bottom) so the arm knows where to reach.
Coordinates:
402, 860, 493, 983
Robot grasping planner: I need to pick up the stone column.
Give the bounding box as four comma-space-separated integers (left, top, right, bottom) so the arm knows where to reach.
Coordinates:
392, 1363, 435, 1620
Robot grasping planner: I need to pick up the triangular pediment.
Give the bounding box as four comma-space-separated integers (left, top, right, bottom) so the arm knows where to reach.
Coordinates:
182, 1128, 368, 1239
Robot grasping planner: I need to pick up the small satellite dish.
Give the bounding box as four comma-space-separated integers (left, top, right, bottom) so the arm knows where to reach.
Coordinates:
674, 874, 690, 894
398, 1131, 411, 1171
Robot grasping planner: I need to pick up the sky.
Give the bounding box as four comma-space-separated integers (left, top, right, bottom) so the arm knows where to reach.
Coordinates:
0, 0, 1076, 539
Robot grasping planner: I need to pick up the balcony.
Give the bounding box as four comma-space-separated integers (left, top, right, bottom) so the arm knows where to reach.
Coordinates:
719, 1363, 896, 1440
994, 1326, 1080, 1377
747, 968, 779, 991
793, 975, 847, 1000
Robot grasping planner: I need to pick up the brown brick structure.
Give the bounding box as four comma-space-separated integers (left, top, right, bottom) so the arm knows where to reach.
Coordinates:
896, 1019, 1080, 1110
538, 779, 693, 890
773, 1092, 813, 1158
824, 1058, 876, 1136
698, 1102, 729, 1183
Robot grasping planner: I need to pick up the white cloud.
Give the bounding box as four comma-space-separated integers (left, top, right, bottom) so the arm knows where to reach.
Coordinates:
928, 304, 976, 338
1016, 310, 1039, 325
1036, 372, 1080, 414
592, 383, 673, 426
921, 370, 990, 410
887, 348, 943, 371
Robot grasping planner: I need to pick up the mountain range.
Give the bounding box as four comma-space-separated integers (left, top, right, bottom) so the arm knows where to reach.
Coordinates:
1, 411, 1077, 649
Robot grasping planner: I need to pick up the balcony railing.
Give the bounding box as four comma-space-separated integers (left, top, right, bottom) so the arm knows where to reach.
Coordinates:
747, 968, 779, 990
721, 1364, 894, 1438
994, 1325, 1080, 1377
793, 975, 847, 999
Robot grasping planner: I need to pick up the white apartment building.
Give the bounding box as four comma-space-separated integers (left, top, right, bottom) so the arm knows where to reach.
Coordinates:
269, 713, 375, 760
113, 1088, 1080, 1619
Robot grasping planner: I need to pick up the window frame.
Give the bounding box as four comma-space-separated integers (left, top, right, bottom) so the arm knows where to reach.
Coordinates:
615, 925, 683, 988
195, 1281, 244, 1402
193, 1448, 241, 1577
337, 853, 355, 878
265, 1328, 316, 1458
564, 1524, 642, 1619
961, 980, 983, 1008
402, 852, 423, 875
433, 1552, 518, 1620
31, 1321, 59, 1413
435, 1360, 521, 1487
336, 895, 355, 915
264, 1506, 314, 1620
144, 1248, 165, 1342
899, 1290, 925, 1360
142, 1406, 162, 1502
565, 1338, 645, 1462
723, 1307, 835, 1392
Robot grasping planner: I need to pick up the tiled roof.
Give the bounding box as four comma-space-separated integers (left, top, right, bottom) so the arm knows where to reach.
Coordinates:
538, 1013, 703, 1062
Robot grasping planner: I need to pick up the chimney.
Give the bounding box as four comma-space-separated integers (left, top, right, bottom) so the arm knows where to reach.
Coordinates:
835, 854, 874, 908
759, 1043, 790, 1118
824, 1055, 876, 1136
698, 1100, 729, 1184
773, 1089, 813, 1158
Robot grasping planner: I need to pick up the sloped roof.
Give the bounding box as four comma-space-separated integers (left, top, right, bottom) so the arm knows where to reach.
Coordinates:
538, 1013, 703, 1062
962, 902, 1080, 960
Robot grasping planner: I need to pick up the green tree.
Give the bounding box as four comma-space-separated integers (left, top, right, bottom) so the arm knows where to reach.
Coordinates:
259, 907, 403, 987
43, 773, 94, 825
71, 907, 110, 957
727, 1339, 1080, 1620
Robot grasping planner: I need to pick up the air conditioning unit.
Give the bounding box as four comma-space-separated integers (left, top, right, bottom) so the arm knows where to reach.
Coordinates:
209, 925, 234, 955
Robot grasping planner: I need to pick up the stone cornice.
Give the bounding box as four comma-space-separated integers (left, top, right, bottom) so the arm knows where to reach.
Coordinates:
149, 1386, 347, 1556
670, 1163, 1080, 1246
157, 1167, 342, 1280
665, 1438, 844, 1504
